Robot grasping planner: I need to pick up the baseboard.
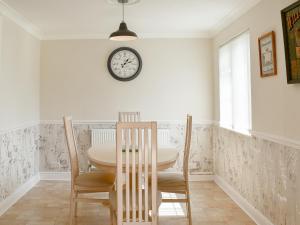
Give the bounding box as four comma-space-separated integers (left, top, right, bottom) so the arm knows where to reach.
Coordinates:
0, 174, 40, 216
39, 172, 71, 181
214, 175, 274, 225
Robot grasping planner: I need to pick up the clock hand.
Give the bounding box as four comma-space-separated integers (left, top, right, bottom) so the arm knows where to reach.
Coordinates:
123, 61, 133, 68
122, 59, 130, 67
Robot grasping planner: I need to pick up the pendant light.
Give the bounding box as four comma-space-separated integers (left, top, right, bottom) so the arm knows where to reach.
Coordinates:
109, 0, 138, 41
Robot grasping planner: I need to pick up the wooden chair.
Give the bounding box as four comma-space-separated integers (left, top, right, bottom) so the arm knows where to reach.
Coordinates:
110, 122, 159, 225
118, 112, 141, 122
63, 116, 115, 225
157, 115, 193, 225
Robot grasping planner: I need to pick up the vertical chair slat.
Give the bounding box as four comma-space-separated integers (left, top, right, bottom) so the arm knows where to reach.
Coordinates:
116, 125, 123, 225
138, 128, 143, 222
144, 128, 149, 222
151, 123, 157, 224
131, 128, 136, 222
118, 112, 141, 122
125, 129, 130, 222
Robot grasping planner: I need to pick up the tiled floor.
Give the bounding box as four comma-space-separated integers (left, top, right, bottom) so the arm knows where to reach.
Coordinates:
0, 181, 256, 225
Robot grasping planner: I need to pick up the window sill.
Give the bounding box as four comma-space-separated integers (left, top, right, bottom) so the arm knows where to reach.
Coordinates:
219, 125, 251, 137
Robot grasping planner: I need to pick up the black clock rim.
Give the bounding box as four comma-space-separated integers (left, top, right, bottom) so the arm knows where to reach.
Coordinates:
107, 47, 143, 82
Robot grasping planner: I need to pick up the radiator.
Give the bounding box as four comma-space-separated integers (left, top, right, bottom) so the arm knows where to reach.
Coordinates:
91, 129, 116, 145
91, 128, 171, 147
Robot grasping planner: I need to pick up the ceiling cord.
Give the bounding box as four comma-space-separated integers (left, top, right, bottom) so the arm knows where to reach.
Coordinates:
122, 2, 125, 22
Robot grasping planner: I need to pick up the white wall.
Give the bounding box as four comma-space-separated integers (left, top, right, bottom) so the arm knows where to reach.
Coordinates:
0, 15, 40, 131
213, 0, 300, 141
40, 39, 213, 123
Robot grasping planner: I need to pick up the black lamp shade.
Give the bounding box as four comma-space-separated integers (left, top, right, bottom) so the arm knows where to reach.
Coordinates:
109, 22, 138, 41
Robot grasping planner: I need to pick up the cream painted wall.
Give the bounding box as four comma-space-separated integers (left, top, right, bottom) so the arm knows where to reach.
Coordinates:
40, 39, 213, 123
213, 0, 300, 141
0, 15, 40, 131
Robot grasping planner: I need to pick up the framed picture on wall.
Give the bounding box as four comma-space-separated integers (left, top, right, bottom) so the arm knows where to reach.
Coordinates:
258, 31, 277, 77
281, 1, 300, 84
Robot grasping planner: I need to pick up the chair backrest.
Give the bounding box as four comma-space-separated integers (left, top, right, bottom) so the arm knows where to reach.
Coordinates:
116, 122, 158, 225
183, 115, 192, 182
63, 116, 79, 183
118, 112, 141, 122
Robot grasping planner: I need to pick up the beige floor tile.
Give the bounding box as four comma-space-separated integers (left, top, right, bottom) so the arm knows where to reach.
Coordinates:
0, 181, 257, 225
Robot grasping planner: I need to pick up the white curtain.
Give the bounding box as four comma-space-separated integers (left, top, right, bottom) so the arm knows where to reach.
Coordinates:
219, 31, 251, 133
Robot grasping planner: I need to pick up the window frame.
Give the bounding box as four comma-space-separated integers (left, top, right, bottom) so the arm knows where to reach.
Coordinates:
218, 30, 252, 136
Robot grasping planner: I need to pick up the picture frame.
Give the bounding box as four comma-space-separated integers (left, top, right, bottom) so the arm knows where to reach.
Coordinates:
281, 1, 300, 84
258, 31, 277, 77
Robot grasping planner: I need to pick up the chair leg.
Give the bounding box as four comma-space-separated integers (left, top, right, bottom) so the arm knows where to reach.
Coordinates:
70, 190, 76, 225
186, 192, 192, 225
112, 210, 117, 225
74, 192, 78, 217
157, 208, 160, 225
110, 207, 114, 225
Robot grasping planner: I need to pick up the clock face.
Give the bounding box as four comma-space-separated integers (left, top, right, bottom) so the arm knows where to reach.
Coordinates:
107, 47, 142, 81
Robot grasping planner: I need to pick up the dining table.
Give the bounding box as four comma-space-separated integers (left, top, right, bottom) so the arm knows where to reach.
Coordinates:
87, 144, 179, 172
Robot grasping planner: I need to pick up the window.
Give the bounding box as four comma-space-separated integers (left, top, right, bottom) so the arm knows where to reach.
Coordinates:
219, 31, 251, 134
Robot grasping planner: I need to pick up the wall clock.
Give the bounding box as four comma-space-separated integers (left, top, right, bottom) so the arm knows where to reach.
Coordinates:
107, 47, 142, 81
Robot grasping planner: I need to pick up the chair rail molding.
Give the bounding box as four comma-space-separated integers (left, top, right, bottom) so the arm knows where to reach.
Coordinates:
251, 130, 300, 150
0, 120, 40, 135
214, 121, 300, 150
39, 119, 215, 126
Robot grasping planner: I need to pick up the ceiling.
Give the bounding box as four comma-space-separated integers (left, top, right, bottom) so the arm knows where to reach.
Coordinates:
2, 0, 261, 39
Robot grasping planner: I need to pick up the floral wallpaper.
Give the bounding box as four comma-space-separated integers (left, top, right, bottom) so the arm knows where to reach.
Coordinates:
39, 122, 213, 174
213, 127, 300, 225
0, 125, 39, 202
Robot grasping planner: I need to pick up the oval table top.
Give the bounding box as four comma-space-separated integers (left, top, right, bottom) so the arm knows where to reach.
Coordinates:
88, 144, 179, 172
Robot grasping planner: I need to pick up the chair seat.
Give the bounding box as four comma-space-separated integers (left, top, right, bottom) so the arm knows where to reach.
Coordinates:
158, 173, 187, 193
109, 188, 161, 212
74, 172, 115, 192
